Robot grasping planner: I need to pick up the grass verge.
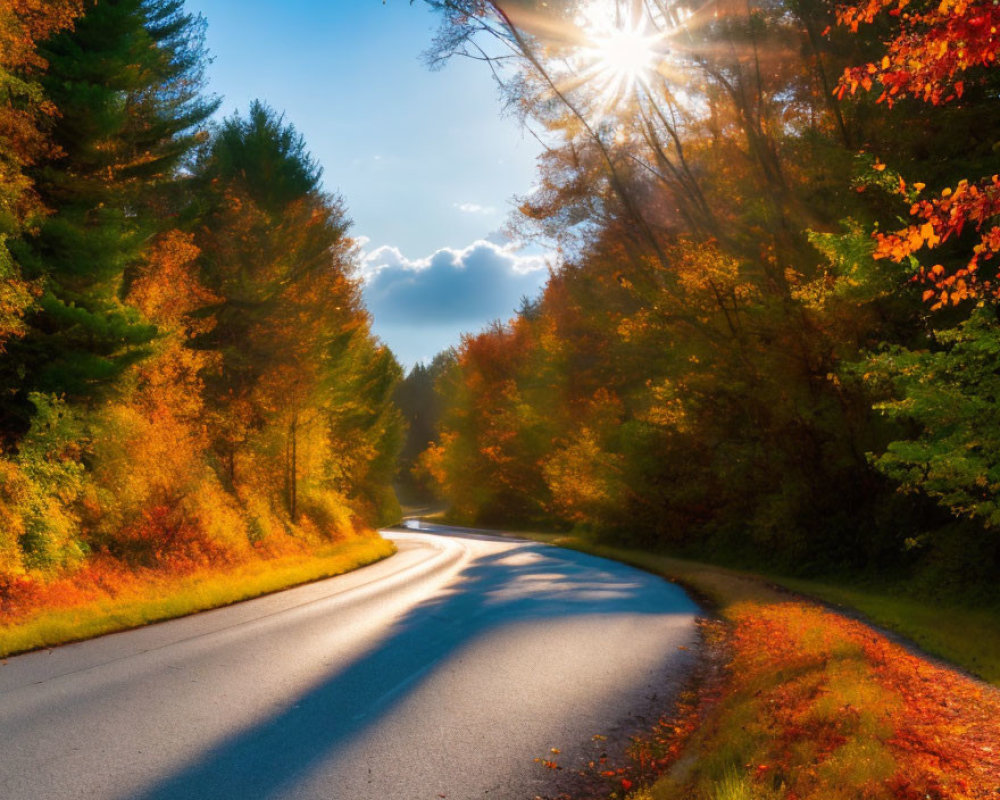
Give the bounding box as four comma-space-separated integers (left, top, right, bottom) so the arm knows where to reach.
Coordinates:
524, 532, 1000, 687
513, 531, 1000, 800
771, 576, 1000, 686
0, 535, 395, 658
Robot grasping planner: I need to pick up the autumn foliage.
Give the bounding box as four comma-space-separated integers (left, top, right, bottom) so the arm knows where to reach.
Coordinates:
871, 174, 1000, 308
837, 0, 996, 106
407, 0, 1000, 599
0, 1, 403, 634
0, 0, 82, 347
836, 0, 1000, 307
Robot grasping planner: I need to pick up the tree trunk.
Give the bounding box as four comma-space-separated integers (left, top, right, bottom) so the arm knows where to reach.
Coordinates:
287, 413, 298, 519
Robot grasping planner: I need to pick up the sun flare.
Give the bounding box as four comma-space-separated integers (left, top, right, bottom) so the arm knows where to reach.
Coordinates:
569, 2, 668, 115
588, 26, 661, 88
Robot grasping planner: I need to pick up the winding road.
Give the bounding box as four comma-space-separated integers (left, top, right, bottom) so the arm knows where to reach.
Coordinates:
0, 524, 700, 800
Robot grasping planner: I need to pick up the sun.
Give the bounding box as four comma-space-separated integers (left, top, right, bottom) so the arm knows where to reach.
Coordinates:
570, 3, 665, 114
588, 26, 660, 88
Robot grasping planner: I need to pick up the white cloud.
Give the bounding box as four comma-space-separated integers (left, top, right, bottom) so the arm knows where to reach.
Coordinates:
360, 239, 553, 326
362, 239, 549, 280
454, 202, 497, 215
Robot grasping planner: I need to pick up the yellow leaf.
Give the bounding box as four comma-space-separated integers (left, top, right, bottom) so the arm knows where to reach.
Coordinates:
921, 222, 941, 248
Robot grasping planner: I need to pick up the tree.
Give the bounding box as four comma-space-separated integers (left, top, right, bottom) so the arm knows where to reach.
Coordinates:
417, 0, 951, 566
837, 0, 1000, 306
0, 0, 217, 437
194, 102, 345, 492
193, 101, 403, 530
393, 350, 457, 502
0, 0, 82, 350
833, 0, 1000, 578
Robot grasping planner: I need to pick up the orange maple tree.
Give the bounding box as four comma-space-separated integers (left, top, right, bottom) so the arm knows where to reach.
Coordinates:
836, 0, 997, 106
0, 0, 83, 179
0, 0, 83, 346
837, 0, 1000, 306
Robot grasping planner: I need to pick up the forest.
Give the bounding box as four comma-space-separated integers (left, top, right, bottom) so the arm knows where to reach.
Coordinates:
395, 0, 1000, 602
0, 0, 402, 629
2, 0, 999, 636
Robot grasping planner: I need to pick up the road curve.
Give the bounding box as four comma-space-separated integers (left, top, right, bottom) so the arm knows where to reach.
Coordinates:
0, 524, 701, 800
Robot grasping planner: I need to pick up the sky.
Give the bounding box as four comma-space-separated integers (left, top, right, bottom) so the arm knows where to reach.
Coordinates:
183, 0, 552, 368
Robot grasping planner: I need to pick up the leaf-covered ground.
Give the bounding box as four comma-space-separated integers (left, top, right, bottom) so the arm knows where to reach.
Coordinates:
523, 535, 1000, 800
684, 600, 1000, 799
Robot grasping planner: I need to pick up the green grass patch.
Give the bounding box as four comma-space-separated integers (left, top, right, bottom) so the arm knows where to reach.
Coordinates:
770, 576, 1000, 685
706, 766, 760, 800
0, 536, 396, 658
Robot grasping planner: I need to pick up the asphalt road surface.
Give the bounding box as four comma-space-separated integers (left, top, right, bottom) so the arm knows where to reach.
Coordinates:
0, 524, 700, 800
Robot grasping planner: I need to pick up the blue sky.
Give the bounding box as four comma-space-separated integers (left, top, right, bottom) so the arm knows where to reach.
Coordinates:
184, 0, 551, 368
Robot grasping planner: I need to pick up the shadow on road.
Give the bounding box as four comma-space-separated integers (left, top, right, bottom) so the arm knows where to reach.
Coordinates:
129, 532, 697, 800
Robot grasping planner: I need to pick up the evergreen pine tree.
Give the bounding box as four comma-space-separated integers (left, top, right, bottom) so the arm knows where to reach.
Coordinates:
1, 0, 218, 437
